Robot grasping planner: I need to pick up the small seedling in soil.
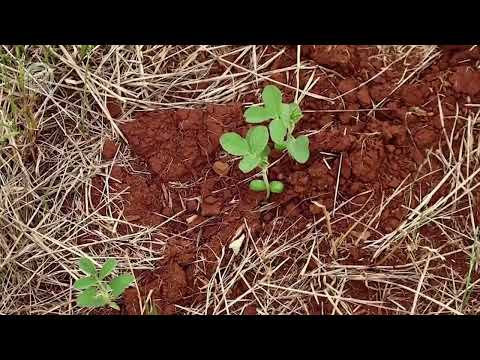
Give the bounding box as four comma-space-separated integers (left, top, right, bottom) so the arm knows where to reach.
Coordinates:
244, 84, 309, 164
220, 84, 309, 197
220, 125, 279, 198
73, 257, 135, 310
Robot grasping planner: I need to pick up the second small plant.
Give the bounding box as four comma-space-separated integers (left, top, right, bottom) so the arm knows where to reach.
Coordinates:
73, 257, 135, 310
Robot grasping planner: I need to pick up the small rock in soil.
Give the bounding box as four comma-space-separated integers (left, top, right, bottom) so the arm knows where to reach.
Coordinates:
212, 161, 229, 176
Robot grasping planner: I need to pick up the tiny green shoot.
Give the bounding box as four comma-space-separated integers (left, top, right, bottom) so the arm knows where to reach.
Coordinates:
73, 257, 135, 310
244, 84, 310, 164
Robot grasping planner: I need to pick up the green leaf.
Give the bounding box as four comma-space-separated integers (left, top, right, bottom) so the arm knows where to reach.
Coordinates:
79, 257, 97, 276
262, 85, 282, 115
269, 119, 287, 145
220, 133, 249, 156
76, 287, 107, 308
109, 274, 135, 298
238, 154, 260, 173
260, 145, 271, 159
249, 179, 267, 192
289, 103, 303, 123
279, 103, 292, 127
246, 125, 269, 154
270, 181, 285, 193
99, 258, 117, 280
244, 106, 273, 123
73, 276, 97, 290
287, 135, 310, 164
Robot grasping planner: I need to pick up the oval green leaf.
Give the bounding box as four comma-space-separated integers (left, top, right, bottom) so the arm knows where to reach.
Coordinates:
270, 181, 285, 193
262, 85, 282, 114
76, 287, 106, 308
249, 179, 267, 192
99, 258, 117, 280
260, 144, 271, 159
269, 119, 287, 145
287, 135, 310, 164
289, 102, 303, 123
279, 103, 292, 127
73, 276, 97, 290
246, 125, 269, 154
239, 154, 260, 173
220, 133, 249, 156
109, 273, 135, 298
79, 257, 97, 276
244, 106, 273, 123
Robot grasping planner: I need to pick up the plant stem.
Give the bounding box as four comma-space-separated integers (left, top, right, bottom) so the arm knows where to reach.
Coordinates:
261, 167, 270, 199
96, 277, 113, 304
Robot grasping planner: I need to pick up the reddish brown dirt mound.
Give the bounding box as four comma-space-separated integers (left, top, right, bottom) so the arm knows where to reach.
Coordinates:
120, 106, 232, 182
91, 45, 480, 314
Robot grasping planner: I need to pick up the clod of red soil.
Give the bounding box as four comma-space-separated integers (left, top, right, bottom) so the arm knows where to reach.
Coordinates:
414, 128, 438, 148
310, 130, 355, 152
102, 139, 119, 160
106, 101, 123, 118
338, 78, 359, 102
357, 86, 371, 106
349, 141, 385, 182
201, 196, 222, 217
120, 105, 240, 182
450, 66, 480, 96
123, 239, 196, 315
302, 45, 353, 73
400, 84, 429, 106
243, 305, 257, 315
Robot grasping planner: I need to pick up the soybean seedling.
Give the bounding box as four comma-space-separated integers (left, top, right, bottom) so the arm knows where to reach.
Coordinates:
220, 125, 283, 198
244, 85, 309, 164
73, 257, 135, 310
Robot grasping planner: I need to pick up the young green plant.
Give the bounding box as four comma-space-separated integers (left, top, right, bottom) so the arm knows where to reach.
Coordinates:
73, 257, 135, 310
244, 85, 309, 164
220, 125, 283, 198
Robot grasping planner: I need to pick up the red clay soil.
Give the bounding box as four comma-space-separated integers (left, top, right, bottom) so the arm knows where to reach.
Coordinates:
91, 45, 480, 314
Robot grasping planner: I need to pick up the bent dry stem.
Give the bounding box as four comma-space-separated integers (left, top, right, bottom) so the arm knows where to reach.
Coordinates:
261, 166, 271, 198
